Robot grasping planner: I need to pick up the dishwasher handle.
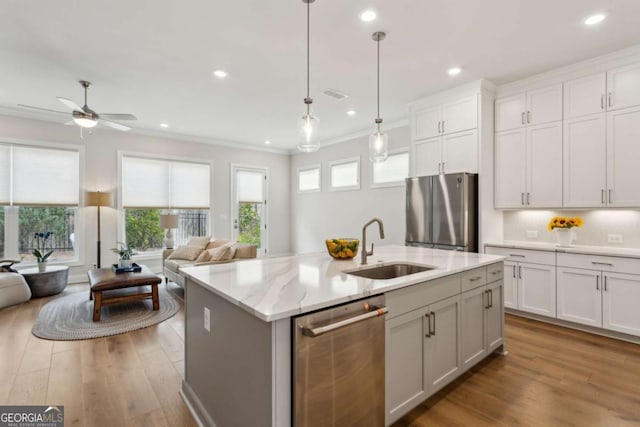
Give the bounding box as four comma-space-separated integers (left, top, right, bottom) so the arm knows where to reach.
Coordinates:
301, 306, 388, 337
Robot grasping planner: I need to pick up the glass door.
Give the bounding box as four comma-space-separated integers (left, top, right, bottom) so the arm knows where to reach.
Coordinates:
231, 165, 268, 256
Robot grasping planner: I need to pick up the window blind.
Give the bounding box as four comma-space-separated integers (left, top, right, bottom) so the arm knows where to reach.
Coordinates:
372, 151, 409, 184
0, 144, 79, 206
236, 170, 263, 203
122, 156, 210, 209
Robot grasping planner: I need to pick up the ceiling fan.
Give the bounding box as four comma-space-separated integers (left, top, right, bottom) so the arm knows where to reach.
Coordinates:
18, 80, 137, 131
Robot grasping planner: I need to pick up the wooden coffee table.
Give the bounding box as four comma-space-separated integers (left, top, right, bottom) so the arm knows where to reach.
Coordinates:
87, 265, 162, 321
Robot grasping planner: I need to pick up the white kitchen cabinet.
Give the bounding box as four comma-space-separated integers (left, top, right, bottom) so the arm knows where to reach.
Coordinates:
385, 308, 428, 424
606, 105, 640, 207
518, 263, 556, 317
494, 128, 526, 208
563, 73, 606, 119
413, 95, 477, 142
502, 261, 518, 309
415, 130, 478, 176
607, 62, 640, 111
602, 272, 640, 337
563, 113, 607, 207
494, 121, 561, 208
495, 85, 562, 132
557, 267, 602, 328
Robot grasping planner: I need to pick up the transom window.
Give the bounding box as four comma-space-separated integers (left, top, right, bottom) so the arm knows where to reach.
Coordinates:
329, 157, 360, 191
371, 150, 409, 187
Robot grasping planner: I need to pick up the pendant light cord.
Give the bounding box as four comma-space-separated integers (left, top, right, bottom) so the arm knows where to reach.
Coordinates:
377, 37, 380, 121
306, 0, 310, 113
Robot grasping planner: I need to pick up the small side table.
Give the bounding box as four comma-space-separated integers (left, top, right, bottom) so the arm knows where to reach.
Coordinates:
21, 265, 69, 298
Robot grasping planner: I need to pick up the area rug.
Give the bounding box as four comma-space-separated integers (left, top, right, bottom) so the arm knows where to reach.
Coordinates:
32, 286, 180, 340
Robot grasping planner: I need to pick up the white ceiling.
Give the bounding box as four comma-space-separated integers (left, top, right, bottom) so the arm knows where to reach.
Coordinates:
1, 0, 640, 150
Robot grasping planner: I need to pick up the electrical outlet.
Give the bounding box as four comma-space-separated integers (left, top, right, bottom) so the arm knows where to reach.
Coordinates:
204, 307, 211, 332
608, 234, 623, 244
526, 231, 538, 238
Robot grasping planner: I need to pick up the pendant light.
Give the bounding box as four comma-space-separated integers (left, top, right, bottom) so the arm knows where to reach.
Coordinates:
369, 31, 388, 162
297, 0, 320, 152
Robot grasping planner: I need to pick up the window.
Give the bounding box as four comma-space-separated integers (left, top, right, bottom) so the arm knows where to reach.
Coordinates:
298, 165, 321, 193
371, 150, 409, 187
329, 157, 360, 191
120, 154, 211, 253
0, 143, 80, 263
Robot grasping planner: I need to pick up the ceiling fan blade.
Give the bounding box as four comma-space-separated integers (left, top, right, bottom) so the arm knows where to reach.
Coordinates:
99, 113, 137, 121
57, 97, 84, 112
100, 119, 131, 131
17, 104, 69, 115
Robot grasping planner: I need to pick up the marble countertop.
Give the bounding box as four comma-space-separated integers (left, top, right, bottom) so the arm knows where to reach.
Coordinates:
181, 245, 504, 322
486, 240, 640, 259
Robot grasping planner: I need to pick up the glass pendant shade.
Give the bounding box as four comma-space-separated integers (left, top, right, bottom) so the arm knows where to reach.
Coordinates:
73, 117, 98, 128
369, 130, 389, 162
297, 112, 320, 152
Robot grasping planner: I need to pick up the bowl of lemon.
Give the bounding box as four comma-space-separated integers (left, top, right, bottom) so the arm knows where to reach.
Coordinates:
325, 238, 359, 260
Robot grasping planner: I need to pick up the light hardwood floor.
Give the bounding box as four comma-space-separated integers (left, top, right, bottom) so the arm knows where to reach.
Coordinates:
2, 284, 640, 427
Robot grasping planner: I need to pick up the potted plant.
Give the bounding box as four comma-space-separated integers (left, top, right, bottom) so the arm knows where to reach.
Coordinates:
33, 231, 54, 272
547, 216, 584, 247
111, 242, 136, 269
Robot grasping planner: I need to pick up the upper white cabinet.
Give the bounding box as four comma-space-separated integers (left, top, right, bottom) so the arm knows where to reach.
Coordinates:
563, 73, 606, 119
412, 95, 477, 141
494, 129, 526, 208
607, 105, 640, 207
607, 63, 640, 111
495, 85, 562, 132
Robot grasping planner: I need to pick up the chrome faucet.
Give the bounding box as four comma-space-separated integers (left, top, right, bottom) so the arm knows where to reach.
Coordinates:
361, 217, 385, 265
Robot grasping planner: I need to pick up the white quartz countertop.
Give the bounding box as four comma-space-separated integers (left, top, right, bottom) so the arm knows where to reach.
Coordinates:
486, 240, 640, 259
181, 245, 504, 322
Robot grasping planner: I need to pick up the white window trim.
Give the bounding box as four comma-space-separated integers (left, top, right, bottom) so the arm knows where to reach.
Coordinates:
117, 150, 214, 257
328, 156, 361, 192
369, 148, 410, 189
297, 164, 322, 193
0, 137, 85, 266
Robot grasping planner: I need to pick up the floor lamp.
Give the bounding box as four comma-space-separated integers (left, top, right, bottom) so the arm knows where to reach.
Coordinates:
86, 191, 113, 268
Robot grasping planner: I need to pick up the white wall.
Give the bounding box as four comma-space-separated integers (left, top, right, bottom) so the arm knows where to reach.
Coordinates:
290, 126, 409, 254
0, 114, 291, 282
503, 210, 640, 248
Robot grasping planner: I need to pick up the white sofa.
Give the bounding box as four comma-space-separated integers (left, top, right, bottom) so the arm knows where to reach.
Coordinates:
0, 272, 32, 309
162, 239, 257, 287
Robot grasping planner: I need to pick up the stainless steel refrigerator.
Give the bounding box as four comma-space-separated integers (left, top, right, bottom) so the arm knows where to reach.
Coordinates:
406, 173, 478, 252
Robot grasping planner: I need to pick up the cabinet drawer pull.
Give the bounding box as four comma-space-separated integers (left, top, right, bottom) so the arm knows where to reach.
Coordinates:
425, 313, 431, 338
491, 270, 500, 275
469, 276, 483, 282
430, 311, 436, 335
601, 94, 605, 110
596, 275, 600, 291
509, 254, 525, 258
591, 262, 613, 267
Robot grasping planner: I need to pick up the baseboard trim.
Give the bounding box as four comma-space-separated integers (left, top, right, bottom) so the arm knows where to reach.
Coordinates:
505, 309, 640, 345
180, 380, 217, 427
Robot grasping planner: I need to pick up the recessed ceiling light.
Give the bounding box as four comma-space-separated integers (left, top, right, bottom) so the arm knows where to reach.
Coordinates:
213, 69, 228, 79
359, 9, 377, 22
347, 110, 356, 116
584, 13, 607, 26
264, 140, 272, 145
448, 67, 462, 76
160, 123, 169, 128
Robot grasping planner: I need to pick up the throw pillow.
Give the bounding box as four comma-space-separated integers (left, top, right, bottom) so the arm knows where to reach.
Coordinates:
187, 236, 211, 250
232, 243, 255, 259
203, 246, 233, 262
195, 249, 211, 263
167, 245, 204, 261
206, 239, 232, 249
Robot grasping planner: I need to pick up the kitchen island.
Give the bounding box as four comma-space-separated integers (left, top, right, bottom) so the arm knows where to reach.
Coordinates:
180, 245, 505, 427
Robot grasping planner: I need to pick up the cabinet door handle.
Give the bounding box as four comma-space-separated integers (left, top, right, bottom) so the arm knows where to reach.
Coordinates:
596, 275, 600, 291
518, 265, 522, 279
601, 189, 605, 204
489, 289, 493, 308
521, 192, 525, 205
430, 311, 436, 335
608, 92, 612, 108
512, 265, 516, 278
521, 112, 525, 125
437, 121, 441, 134
609, 189, 613, 204
484, 290, 490, 309
604, 276, 608, 292
527, 110, 531, 123
425, 313, 431, 338
601, 94, 605, 110
526, 192, 530, 205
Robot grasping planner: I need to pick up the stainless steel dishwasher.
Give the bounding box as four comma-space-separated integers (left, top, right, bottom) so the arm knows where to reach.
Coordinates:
293, 295, 387, 426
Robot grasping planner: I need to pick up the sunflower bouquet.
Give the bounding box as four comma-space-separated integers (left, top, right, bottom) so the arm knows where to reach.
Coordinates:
547, 216, 584, 231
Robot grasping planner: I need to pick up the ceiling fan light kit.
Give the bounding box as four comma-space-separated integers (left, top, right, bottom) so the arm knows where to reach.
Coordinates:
297, 0, 320, 153
369, 31, 388, 163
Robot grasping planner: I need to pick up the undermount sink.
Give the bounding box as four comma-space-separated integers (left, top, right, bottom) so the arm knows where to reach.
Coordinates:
346, 263, 435, 280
